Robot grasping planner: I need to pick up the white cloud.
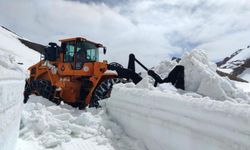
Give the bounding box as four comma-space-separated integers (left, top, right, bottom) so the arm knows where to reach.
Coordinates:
0, 0, 250, 67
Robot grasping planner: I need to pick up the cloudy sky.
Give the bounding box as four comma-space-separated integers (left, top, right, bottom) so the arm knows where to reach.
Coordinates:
0, 0, 250, 67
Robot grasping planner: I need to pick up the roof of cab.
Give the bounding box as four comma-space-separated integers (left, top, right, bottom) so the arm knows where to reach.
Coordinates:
59, 37, 104, 47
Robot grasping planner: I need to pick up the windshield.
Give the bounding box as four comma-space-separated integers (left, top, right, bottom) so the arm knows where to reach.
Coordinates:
63, 40, 100, 69
76, 41, 99, 62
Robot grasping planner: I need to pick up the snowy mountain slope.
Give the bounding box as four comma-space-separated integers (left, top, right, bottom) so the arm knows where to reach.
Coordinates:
239, 68, 250, 82
0, 26, 39, 70
216, 48, 244, 67
218, 45, 250, 80
227, 46, 250, 62
0, 26, 39, 150
216, 46, 250, 91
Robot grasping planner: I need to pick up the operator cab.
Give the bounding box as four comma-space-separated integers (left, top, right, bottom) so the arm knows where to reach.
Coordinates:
60, 37, 106, 70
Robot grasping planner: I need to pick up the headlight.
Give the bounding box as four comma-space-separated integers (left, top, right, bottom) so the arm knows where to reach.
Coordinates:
83, 66, 89, 72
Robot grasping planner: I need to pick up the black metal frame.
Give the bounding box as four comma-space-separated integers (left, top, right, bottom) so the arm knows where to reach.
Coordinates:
110, 53, 185, 90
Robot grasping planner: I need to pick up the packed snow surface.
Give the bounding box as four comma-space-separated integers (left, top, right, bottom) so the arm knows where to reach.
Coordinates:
17, 96, 145, 150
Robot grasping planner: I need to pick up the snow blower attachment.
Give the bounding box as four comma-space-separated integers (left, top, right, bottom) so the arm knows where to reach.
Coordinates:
23, 37, 185, 109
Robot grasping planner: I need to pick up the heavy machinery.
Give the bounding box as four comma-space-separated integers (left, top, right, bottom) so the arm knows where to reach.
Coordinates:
23, 37, 184, 109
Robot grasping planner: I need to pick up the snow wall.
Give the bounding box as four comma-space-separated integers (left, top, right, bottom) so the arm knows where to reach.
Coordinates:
107, 86, 250, 150
0, 26, 33, 150
0, 80, 24, 150
0, 53, 25, 150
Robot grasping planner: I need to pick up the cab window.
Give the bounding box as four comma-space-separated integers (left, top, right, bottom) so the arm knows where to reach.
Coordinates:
86, 49, 98, 61
64, 41, 75, 62
76, 41, 99, 62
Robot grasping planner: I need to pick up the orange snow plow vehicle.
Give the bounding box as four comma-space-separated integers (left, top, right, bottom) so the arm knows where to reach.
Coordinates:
23, 37, 184, 109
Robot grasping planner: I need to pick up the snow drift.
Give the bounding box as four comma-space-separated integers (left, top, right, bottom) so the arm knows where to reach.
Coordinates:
180, 50, 250, 103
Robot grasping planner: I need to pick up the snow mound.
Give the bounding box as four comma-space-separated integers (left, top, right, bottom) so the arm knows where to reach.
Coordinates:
138, 50, 250, 103
153, 60, 178, 77
180, 50, 250, 103
19, 96, 145, 150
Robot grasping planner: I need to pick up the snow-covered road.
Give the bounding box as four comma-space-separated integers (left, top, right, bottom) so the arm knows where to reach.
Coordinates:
16, 96, 146, 150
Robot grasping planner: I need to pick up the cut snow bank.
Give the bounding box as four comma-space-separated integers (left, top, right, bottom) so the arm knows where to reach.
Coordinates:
0, 54, 25, 150
0, 80, 24, 150
107, 84, 250, 150
0, 26, 39, 150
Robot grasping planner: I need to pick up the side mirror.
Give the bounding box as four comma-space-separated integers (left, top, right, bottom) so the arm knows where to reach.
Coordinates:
103, 47, 107, 54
